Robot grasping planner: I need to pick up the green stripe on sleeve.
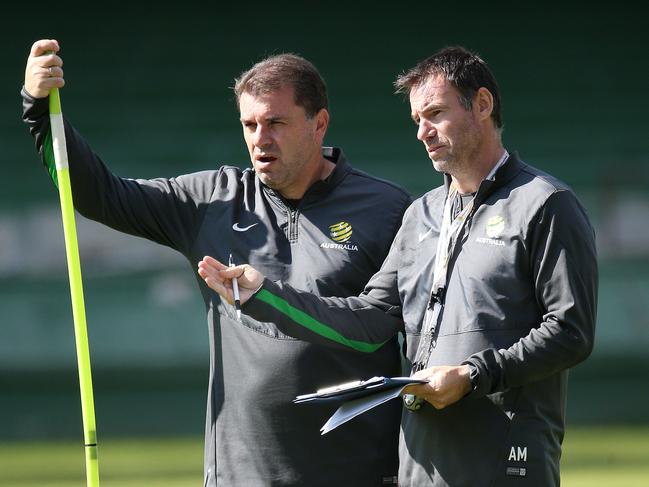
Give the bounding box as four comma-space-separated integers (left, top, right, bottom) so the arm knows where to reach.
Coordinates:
43, 128, 59, 188
255, 288, 386, 353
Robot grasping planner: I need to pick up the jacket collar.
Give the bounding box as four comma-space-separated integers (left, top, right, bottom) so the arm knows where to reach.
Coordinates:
443, 151, 524, 202
310, 146, 351, 192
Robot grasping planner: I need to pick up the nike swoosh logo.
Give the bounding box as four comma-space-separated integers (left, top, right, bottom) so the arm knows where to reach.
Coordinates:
232, 222, 259, 232
418, 228, 433, 242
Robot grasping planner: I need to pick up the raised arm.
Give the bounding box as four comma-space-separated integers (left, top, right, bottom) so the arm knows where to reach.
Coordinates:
22, 39, 215, 254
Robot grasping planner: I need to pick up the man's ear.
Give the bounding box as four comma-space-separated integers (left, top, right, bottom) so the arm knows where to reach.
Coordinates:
475, 87, 494, 123
314, 108, 330, 142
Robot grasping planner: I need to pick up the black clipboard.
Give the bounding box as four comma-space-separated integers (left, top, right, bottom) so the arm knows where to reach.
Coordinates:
294, 376, 428, 404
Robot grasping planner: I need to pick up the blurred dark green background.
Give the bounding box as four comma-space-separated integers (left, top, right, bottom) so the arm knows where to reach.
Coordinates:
1, 1, 648, 440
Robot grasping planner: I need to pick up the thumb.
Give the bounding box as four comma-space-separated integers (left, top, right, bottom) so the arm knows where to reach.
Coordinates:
219, 264, 264, 290
219, 264, 245, 279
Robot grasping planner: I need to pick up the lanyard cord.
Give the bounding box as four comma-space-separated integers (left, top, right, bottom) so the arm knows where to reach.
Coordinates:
412, 186, 475, 372
411, 151, 510, 372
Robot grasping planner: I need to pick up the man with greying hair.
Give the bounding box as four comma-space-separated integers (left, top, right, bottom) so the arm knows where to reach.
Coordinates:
23, 39, 411, 486
198, 46, 598, 486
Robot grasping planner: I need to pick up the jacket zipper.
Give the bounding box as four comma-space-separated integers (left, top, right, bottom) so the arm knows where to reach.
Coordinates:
287, 208, 299, 243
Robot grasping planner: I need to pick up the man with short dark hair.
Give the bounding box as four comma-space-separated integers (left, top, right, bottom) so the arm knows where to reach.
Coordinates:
199, 46, 598, 486
23, 39, 411, 486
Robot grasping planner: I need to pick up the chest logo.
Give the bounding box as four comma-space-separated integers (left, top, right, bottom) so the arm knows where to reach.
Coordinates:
329, 221, 353, 243
319, 221, 359, 251
485, 215, 505, 239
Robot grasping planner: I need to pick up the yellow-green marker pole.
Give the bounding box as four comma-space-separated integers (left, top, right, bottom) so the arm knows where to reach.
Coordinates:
49, 86, 100, 487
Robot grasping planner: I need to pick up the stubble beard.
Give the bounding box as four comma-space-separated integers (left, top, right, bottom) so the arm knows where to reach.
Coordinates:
432, 122, 482, 182
430, 149, 466, 178
256, 153, 312, 196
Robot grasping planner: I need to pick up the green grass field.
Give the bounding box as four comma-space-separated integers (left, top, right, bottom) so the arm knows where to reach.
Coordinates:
1, 426, 647, 486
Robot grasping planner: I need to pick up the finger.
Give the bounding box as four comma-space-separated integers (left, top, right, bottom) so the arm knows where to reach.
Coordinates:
206, 278, 234, 303
47, 54, 64, 68
402, 383, 427, 396
411, 370, 426, 380
198, 267, 233, 302
412, 367, 436, 380
30, 39, 59, 58
27, 74, 65, 94
198, 261, 235, 289
197, 261, 223, 282
218, 265, 245, 279
401, 384, 415, 395
45, 66, 64, 78
202, 255, 227, 270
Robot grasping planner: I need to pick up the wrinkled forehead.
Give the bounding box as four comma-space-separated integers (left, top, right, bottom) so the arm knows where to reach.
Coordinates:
238, 85, 304, 118
409, 75, 455, 110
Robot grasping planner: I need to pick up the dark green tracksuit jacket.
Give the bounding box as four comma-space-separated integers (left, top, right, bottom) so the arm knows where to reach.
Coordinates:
242, 153, 598, 487
22, 90, 412, 486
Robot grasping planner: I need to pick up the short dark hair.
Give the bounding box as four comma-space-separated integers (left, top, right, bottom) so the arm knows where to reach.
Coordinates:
394, 46, 503, 128
233, 53, 328, 118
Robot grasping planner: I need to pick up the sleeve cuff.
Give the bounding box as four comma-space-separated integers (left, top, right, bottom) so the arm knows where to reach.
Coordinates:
21, 86, 50, 121
461, 358, 490, 399
241, 277, 274, 313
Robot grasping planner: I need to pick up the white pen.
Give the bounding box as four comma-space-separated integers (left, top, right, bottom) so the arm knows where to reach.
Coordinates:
229, 253, 242, 320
